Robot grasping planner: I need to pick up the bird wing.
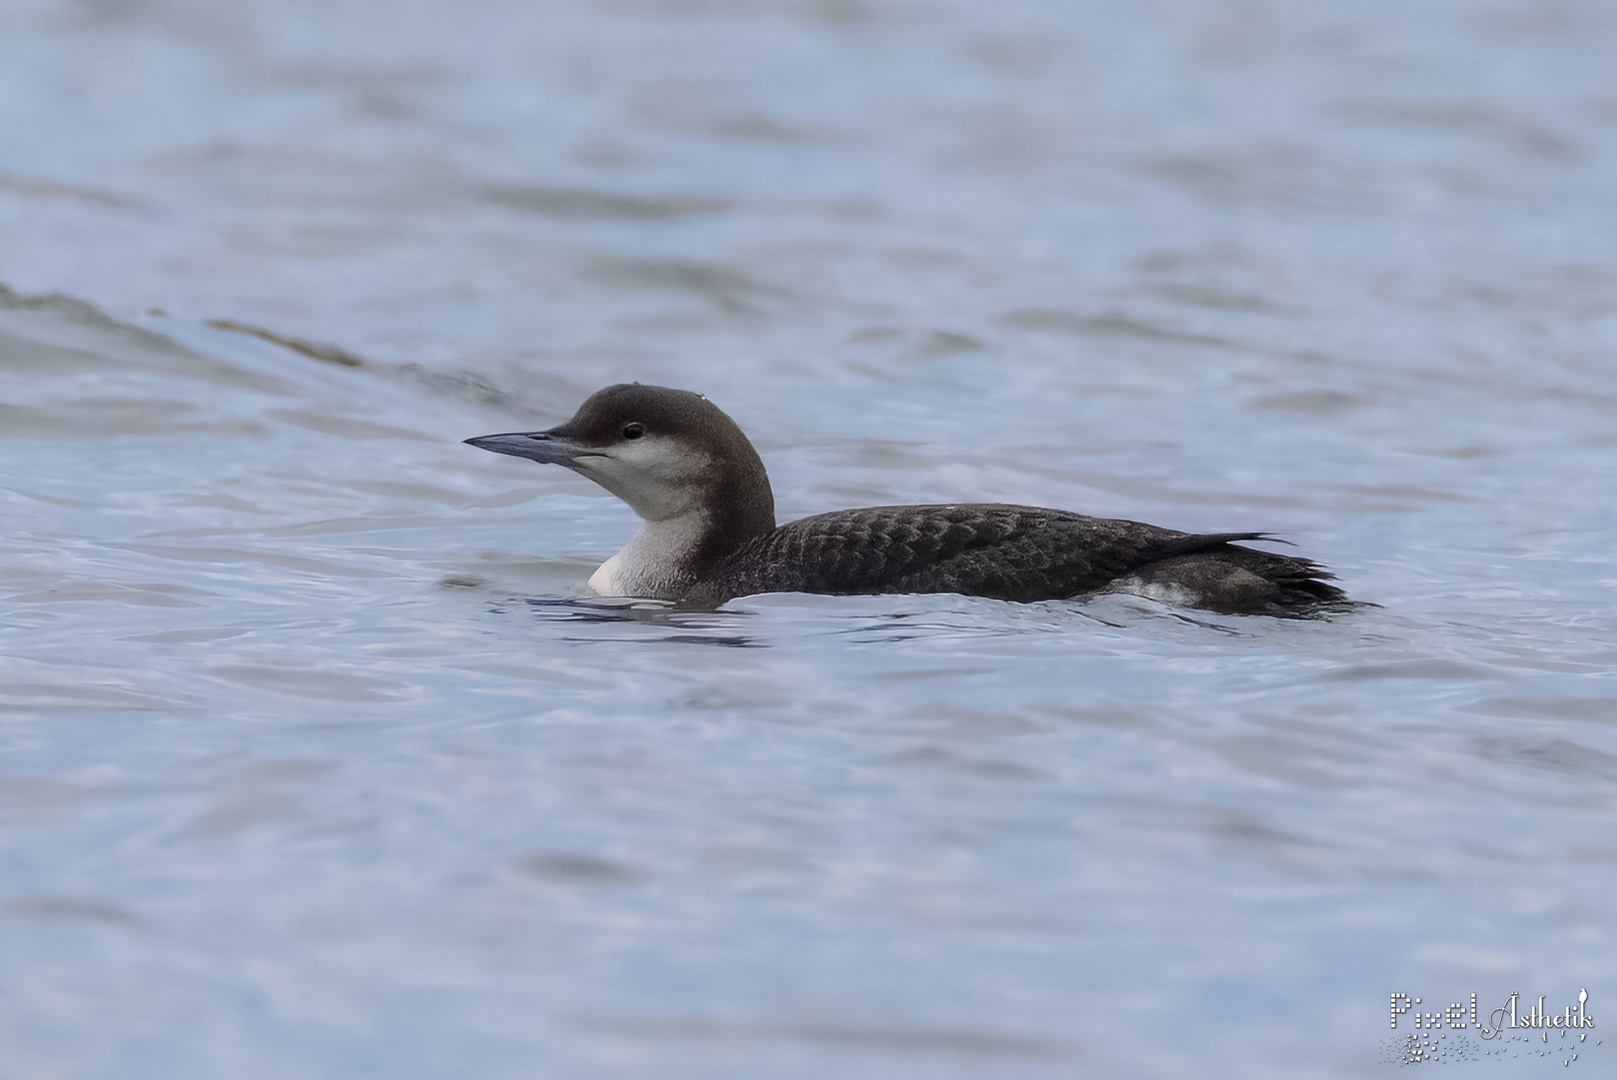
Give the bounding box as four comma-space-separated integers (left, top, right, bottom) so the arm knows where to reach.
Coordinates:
724, 504, 1266, 602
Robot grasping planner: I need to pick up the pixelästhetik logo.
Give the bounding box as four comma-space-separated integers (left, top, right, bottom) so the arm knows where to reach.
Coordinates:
1381, 989, 1600, 1067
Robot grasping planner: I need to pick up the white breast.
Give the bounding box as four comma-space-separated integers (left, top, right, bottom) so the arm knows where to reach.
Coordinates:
587, 553, 625, 595
585, 512, 707, 599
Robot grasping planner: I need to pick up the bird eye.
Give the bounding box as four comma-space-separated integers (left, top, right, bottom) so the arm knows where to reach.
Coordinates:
622, 422, 645, 440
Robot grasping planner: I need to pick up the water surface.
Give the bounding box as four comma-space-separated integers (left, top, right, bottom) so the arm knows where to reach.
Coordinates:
3, 1, 1616, 1076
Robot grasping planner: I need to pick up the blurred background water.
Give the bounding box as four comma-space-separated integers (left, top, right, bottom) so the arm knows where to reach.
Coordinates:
3, 0, 1616, 1076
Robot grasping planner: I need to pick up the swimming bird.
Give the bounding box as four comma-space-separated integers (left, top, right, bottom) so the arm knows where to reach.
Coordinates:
466, 384, 1350, 616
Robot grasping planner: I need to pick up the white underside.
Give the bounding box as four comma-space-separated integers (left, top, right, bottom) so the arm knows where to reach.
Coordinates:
1103, 577, 1199, 608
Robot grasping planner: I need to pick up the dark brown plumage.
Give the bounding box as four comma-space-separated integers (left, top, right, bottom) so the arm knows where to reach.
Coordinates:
704, 504, 1347, 615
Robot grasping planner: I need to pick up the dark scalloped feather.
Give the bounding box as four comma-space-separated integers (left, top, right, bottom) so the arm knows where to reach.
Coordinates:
708, 504, 1347, 616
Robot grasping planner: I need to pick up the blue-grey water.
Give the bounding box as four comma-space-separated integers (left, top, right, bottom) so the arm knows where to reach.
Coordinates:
3, 1, 1615, 1076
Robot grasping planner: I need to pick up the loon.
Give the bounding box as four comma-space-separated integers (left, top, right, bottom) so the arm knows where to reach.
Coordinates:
465, 384, 1351, 616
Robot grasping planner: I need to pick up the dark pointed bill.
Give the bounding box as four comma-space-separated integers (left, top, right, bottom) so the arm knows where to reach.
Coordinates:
463, 430, 592, 465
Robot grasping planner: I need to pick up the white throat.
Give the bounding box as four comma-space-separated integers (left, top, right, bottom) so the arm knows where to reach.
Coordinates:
587, 511, 709, 599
